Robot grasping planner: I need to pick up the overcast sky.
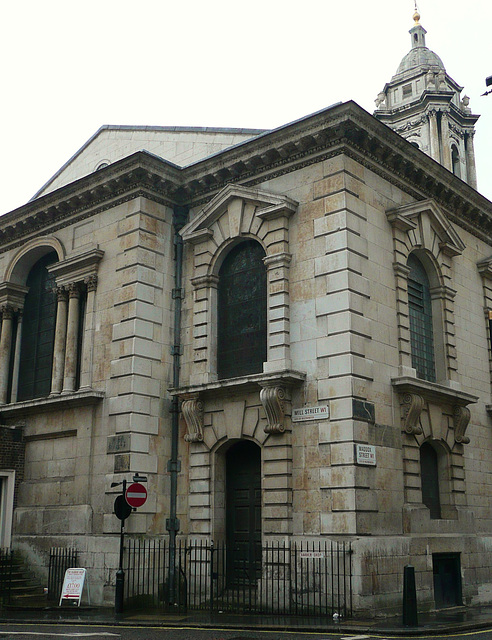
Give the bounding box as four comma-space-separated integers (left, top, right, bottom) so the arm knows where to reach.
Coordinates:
2, 0, 491, 215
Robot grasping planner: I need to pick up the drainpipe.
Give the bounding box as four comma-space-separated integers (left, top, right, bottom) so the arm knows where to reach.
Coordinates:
166, 205, 188, 604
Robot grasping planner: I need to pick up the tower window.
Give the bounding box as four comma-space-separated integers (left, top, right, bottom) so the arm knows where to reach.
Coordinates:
402, 84, 412, 97
451, 145, 461, 178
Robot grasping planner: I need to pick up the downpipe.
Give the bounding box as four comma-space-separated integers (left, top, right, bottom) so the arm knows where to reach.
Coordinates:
167, 205, 188, 604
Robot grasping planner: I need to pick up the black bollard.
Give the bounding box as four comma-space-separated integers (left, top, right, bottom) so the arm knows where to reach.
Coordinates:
402, 564, 418, 626
115, 569, 125, 614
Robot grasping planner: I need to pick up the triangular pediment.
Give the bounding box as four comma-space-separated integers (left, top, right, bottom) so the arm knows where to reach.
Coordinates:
181, 184, 297, 244
387, 198, 465, 257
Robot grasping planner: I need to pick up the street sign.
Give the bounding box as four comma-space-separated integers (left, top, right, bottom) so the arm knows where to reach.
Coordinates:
125, 482, 147, 508
114, 495, 132, 521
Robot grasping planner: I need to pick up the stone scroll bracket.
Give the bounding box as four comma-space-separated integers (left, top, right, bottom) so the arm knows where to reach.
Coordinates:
401, 393, 424, 435
260, 385, 287, 434
181, 394, 204, 443
453, 405, 471, 444
393, 376, 477, 446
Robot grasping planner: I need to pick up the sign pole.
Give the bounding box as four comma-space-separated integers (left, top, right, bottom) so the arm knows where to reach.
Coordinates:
114, 478, 126, 615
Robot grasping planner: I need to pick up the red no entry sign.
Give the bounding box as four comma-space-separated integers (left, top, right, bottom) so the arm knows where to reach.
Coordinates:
125, 482, 147, 508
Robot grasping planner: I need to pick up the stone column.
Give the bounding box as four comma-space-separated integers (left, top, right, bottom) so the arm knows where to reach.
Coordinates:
51, 287, 68, 395
0, 306, 14, 404
62, 283, 81, 394
10, 311, 23, 403
428, 110, 440, 163
465, 131, 478, 190
441, 112, 452, 171
79, 275, 97, 390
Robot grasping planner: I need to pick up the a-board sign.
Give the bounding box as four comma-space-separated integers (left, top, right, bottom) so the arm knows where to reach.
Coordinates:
59, 568, 88, 607
125, 482, 147, 508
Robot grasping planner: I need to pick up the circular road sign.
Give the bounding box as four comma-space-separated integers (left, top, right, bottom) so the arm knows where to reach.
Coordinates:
114, 495, 132, 521
125, 482, 147, 508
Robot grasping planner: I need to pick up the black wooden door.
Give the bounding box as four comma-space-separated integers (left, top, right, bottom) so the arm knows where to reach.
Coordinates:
433, 553, 462, 608
226, 441, 261, 586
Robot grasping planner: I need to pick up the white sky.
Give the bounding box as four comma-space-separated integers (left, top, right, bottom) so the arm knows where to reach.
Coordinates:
1, 0, 491, 215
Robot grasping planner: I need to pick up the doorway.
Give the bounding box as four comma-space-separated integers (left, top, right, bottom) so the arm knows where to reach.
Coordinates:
0, 471, 15, 548
226, 440, 261, 586
433, 553, 462, 608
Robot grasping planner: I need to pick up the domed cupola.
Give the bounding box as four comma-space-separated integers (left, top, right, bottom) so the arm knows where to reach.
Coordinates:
374, 9, 479, 189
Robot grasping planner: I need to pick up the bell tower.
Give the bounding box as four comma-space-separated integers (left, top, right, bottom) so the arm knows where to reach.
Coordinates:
374, 9, 479, 189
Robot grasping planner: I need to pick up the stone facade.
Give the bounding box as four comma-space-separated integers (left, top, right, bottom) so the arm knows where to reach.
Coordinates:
0, 18, 491, 615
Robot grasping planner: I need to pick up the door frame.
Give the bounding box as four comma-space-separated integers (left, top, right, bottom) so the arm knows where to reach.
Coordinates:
0, 470, 15, 548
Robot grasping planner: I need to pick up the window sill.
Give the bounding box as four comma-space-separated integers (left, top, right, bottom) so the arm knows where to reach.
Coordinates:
171, 369, 306, 398
0, 389, 105, 418
391, 376, 478, 407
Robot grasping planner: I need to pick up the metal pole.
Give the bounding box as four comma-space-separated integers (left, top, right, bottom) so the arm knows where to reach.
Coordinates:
115, 479, 126, 614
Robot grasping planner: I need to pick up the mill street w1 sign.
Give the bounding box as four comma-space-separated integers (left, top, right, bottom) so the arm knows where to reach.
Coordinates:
125, 482, 147, 508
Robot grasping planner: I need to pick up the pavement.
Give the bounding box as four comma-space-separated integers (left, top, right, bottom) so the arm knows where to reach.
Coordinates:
1, 603, 492, 636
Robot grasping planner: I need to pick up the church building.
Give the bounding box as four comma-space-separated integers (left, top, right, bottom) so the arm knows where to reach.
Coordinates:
0, 11, 491, 615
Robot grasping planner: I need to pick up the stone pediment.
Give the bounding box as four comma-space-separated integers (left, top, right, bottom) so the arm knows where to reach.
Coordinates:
386, 198, 465, 257
181, 185, 298, 244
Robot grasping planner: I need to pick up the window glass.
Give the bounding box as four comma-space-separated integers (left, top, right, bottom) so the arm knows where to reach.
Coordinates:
420, 442, 441, 518
17, 252, 57, 401
217, 240, 267, 379
408, 254, 436, 381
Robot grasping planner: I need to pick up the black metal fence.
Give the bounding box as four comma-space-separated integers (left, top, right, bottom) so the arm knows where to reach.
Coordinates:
0, 548, 14, 607
47, 547, 78, 603
124, 538, 352, 617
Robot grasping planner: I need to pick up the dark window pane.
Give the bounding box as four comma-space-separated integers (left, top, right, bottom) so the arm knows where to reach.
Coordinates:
420, 442, 441, 519
408, 254, 436, 382
17, 252, 57, 401
218, 241, 267, 379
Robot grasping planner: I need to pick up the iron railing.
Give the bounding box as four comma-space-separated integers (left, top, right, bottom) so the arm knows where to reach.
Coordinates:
124, 538, 352, 617
0, 548, 14, 607
47, 547, 78, 602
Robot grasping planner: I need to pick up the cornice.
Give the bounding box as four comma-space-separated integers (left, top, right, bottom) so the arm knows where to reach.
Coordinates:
1, 102, 492, 250
0, 153, 182, 255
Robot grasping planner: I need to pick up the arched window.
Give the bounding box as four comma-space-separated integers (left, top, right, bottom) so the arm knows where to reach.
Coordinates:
451, 145, 461, 178
420, 442, 441, 519
17, 253, 58, 401
407, 254, 436, 382
217, 240, 267, 379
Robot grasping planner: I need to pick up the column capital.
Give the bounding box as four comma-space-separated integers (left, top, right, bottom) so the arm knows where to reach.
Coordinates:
67, 282, 81, 299
0, 304, 15, 320
53, 286, 69, 301
84, 275, 98, 292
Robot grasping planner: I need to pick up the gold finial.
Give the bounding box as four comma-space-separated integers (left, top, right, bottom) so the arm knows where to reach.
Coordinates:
413, 1, 420, 24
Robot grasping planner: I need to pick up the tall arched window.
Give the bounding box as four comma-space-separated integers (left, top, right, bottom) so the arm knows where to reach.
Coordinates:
17, 252, 57, 401
217, 240, 267, 379
451, 145, 461, 178
420, 441, 441, 519
407, 254, 436, 382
